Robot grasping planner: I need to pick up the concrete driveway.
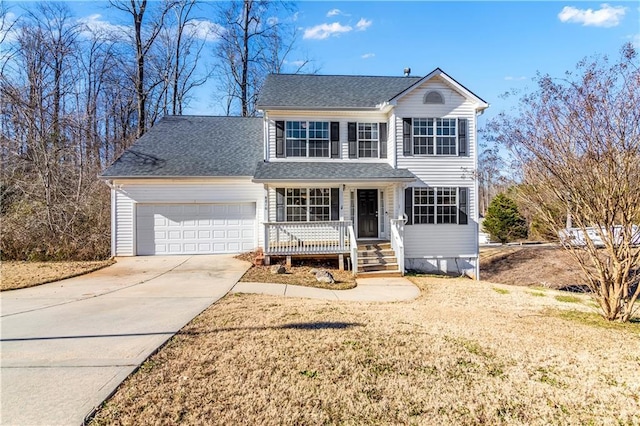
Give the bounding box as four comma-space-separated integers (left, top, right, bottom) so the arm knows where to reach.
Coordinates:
0, 255, 250, 426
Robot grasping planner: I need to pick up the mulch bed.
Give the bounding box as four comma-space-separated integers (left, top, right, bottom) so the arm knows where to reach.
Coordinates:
236, 252, 356, 290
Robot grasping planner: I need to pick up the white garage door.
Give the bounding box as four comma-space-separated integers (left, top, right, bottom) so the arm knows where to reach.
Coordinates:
136, 203, 256, 255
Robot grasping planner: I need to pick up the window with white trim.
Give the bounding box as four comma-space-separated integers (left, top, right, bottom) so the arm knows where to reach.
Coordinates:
357, 122, 379, 158
412, 118, 457, 156
285, 188, 331, 221
285, 188, 307, 221
413, 187, 457, 224
285, 121, 329, 157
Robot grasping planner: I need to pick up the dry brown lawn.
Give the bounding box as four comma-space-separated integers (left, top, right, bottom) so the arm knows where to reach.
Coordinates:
90, 278, 640, 425
1, 260, 114, 291
481, 246, 585, 289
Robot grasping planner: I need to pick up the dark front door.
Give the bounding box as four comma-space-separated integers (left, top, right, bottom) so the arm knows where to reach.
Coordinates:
357, 189, 378, 238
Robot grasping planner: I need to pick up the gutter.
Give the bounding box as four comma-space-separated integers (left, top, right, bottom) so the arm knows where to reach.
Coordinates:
98, 175, 256, 180
252, 177, 416, 184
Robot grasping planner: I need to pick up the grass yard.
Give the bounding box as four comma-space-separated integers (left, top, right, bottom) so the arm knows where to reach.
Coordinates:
1, 260, 114, 291
90, 277, 640, 425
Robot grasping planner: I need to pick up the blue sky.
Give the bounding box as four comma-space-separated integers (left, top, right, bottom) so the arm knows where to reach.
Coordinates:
5, 1, 639, 124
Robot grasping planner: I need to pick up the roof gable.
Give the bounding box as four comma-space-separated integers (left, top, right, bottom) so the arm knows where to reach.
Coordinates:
390, 68, 489, 110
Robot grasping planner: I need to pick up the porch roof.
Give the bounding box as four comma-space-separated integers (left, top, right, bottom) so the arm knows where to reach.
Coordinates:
253, 162, 416, 183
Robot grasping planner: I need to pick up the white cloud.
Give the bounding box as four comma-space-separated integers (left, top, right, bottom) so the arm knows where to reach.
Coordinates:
356, 18, 372, 31
361, 53, 375, 59
504, 76, 527, 81
558, 4, 626, 27
303, 22, 352, 40
327, 9, 342, 17
289, 60, 307, 67
77, 14, 129, 38
185, 19, 221, 42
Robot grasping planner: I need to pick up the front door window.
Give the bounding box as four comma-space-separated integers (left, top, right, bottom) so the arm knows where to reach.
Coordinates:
357, 189, 378, 238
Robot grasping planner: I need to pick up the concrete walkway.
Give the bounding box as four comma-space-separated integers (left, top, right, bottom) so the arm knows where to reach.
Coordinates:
232, 277, 420, 302
0, 255, 251, 426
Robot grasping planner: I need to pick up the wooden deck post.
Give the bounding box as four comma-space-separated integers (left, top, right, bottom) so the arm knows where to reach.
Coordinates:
338, 254, 344, 271
286, 256, 292, 267
264, 255, 271, 266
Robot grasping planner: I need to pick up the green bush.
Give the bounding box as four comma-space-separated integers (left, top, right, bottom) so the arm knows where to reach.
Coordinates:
483, 193, 528, 243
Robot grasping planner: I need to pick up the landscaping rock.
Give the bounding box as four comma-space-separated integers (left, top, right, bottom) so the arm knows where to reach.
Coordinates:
315, 270, 335, 284
270, 265, 286, 274
309, 268, 320, 275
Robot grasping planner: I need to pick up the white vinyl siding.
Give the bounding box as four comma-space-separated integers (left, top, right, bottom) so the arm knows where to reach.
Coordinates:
111, 179, 263, 256
395, 78, 477, 190
114, 190, 135, 256
394, 77, 479, 261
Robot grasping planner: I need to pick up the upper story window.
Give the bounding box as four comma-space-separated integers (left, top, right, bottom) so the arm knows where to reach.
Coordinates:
285, 121, 329, 157
357, 123, 379, 158
412, 118, 457, 156
348, 121, 387, 159
402, 117, 467, 158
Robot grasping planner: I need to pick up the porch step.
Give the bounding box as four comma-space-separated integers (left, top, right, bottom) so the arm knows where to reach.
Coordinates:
359, 262, 400, 272
357, 270, 403, 278
355, 241, 401, 276
358, 256, 397, 265
358, 249, 395, 258
358, 242, 392, 251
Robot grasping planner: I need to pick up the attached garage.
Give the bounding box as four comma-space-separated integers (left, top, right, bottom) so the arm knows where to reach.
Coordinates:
100, 116, 266, 257
136, 203, 256, 255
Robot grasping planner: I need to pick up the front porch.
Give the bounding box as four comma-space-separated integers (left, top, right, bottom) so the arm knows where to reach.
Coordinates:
263, 219, 406, 276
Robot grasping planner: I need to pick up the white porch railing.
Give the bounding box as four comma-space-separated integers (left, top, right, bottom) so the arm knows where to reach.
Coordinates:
390, 219, 405, 276
264, 221, 352, 255
348, 224, 357, 276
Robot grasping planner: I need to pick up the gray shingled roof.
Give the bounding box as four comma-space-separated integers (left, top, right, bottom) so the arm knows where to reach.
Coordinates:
253, 162, 416, 182
257, 74, 423, 109
101, 116, 263, 178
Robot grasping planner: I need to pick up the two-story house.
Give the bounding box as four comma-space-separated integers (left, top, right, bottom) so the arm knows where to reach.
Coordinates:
100, 68, 488, 278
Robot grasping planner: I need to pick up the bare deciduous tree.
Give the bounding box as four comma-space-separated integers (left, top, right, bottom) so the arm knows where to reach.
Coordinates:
477, 143, 508, 217
109, 0, 174, 136
213, 0, 314, 116
153, 0, 213, 116
1, 1, 215, 260
487, 43, 640, 322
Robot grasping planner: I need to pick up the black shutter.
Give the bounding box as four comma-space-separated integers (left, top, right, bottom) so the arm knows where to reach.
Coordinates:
275, 121, 285, 158
403, 118, 412, 156
330, 122, 340, 158
458, 187, 468, 225
404, 187, 413, 225
330, 188, 339, 220
276, 188, 285, 222
379, 122, 387, 159
458, 118, 467, 157
348, 122, 357, 158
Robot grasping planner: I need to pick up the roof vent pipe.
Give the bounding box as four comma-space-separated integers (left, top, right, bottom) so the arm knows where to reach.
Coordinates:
403, 67, 411, 77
